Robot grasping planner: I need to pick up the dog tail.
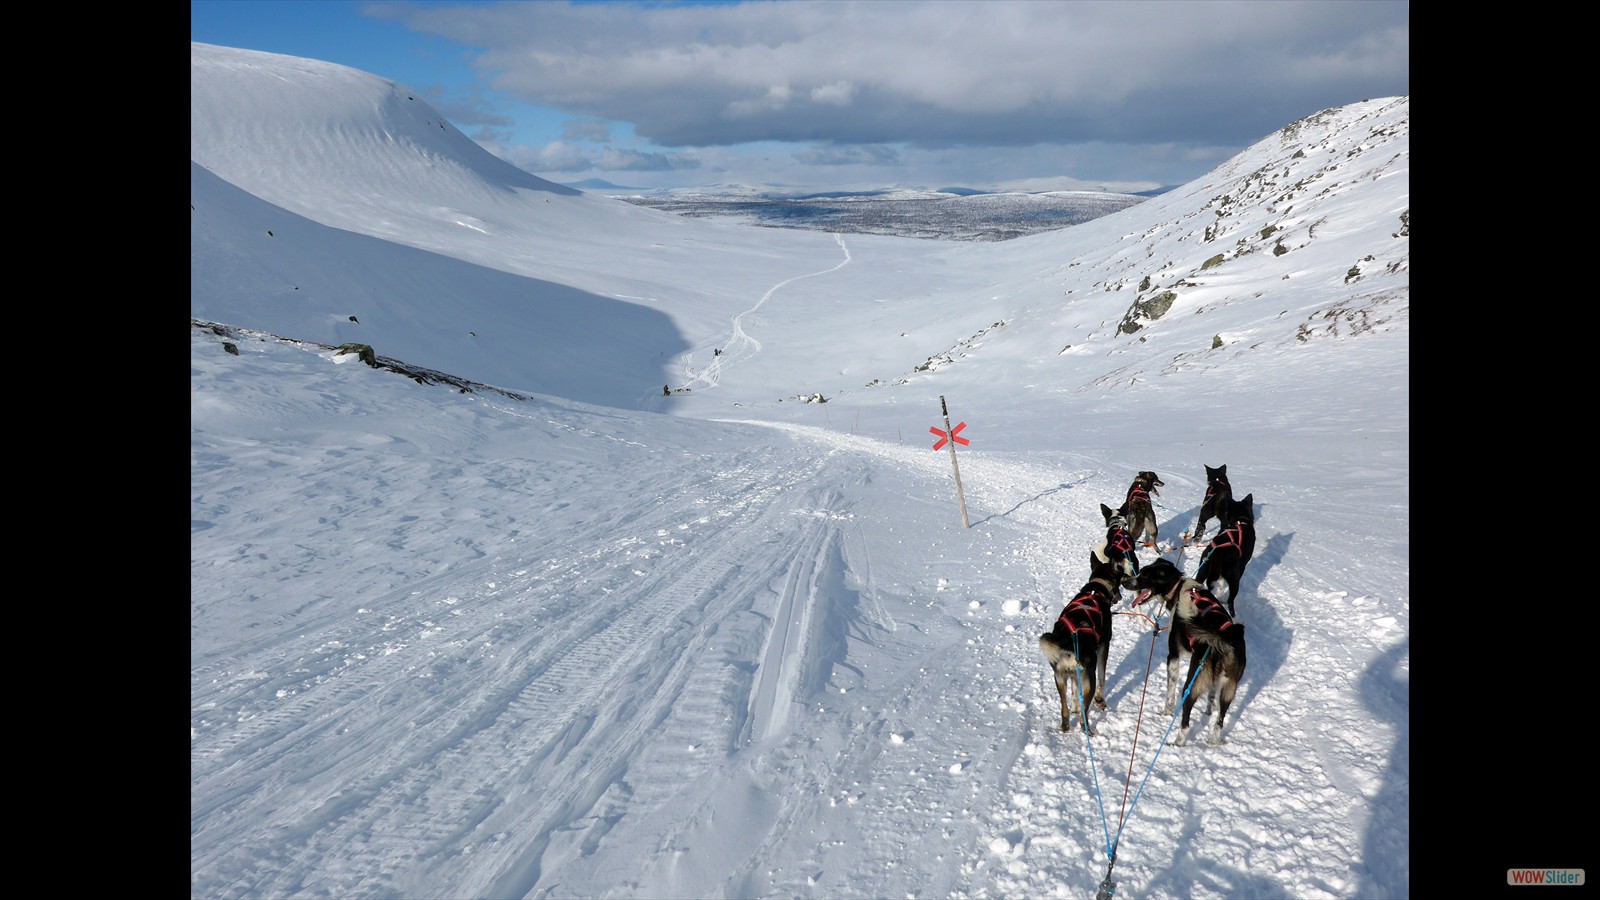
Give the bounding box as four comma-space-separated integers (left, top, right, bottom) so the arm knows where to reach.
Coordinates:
1191, 621, 1245, 659
1042, 629, 1102, 667
1039, 632, 1065, 666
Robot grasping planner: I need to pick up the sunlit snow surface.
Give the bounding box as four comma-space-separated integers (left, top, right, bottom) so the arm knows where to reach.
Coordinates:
192, 43, 1409, 900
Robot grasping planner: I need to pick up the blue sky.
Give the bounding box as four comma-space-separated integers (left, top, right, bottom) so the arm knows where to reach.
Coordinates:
190, 0, 1409, 194
187, 2, 559, 140
188, 1, 455, 83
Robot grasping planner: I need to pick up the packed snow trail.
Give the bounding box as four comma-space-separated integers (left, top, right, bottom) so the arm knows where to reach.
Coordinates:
194, 408, 869, 898
192, 378, 1108, 899
678, 233, 852, 393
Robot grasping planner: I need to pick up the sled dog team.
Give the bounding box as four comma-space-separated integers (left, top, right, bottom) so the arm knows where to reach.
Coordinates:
1039, 465, 1256, 746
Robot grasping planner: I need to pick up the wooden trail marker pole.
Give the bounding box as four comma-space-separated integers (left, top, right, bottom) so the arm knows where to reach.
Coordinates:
930, 395, 971, 528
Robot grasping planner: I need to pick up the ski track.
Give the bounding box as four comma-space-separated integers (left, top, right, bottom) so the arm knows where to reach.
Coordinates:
195, 438, 828, 896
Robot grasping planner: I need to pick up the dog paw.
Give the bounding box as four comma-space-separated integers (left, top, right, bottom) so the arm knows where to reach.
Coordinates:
1094, 699, 1107, 710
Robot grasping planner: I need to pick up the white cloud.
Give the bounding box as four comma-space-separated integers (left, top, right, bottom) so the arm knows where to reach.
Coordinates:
528, 139, 593, 172
726, 83, 795, 118
810, 80, 855, 105
394, 0, 1408, 152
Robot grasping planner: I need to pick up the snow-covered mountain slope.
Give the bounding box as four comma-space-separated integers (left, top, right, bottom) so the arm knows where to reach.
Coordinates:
193, 43, 1405, 425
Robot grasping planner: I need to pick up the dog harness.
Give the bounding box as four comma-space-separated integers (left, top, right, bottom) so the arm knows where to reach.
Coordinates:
1204, 477, 1230, 504
1199, 520, 1247, 567
1102, 524, 1141, 576
1126, 484, 1153, 506
1107, 525, 1135, 557
1182, 587, 1237, 647
1188, 588, 1234, 627
1057, 586, 1110, 639
1212, 521, 1246, 548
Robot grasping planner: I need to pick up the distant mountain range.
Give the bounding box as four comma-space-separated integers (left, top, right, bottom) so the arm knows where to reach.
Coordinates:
559, 181, 1167, 241
565, 179, 1173, 200
562, 178, 648, 192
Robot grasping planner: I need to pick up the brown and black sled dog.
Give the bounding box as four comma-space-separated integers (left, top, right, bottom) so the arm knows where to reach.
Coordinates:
1123, 471, 1164, 548
1095, 502, 1142, 589
1038, 554, 1120, 735
1133, 558, 1247, 746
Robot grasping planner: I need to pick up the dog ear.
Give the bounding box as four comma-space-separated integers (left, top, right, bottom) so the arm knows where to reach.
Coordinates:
1100, 503, 1113, 521
1135, 558, 1175, 589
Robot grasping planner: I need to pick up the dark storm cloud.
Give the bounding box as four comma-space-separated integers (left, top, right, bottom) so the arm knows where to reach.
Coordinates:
794, 145, 902, 167
383, 0, 1407, 150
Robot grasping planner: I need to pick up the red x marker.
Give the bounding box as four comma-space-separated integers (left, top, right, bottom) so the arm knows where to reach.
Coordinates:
930, 421, 970, 450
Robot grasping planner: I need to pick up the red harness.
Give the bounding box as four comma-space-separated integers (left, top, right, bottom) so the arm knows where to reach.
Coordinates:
1108, 525, 1134, 555
1057, 586, 1110, 639
1183, 587, 1237, 647
1207, 521, 1246, 552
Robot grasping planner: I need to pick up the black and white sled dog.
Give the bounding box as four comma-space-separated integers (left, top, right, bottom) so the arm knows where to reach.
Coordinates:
1192, 494, 1256, 616
1038, 555, 1121, 735
1192, 464, 1232, 544
1133, 559, 1247, 746
1123, 471, 1164, 548
1095, 502, 1142, 589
